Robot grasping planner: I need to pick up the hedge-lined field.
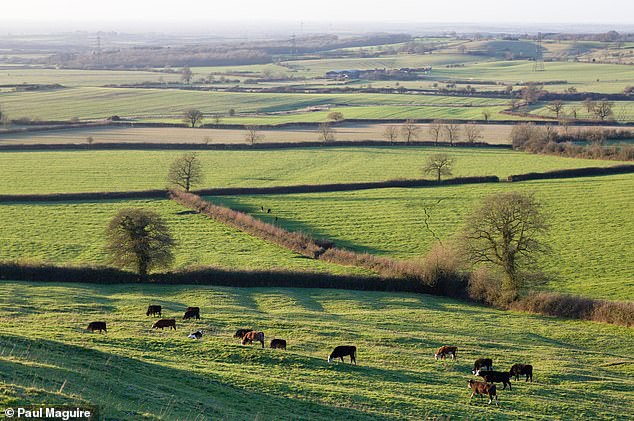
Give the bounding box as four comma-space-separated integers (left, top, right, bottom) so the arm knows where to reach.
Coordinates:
0, 147, 626, 194
209, 173, 634, 300
0, 87, 507, 121
529, 101, 634, 123
0, 199, 369, 276
1, 282, 632, 420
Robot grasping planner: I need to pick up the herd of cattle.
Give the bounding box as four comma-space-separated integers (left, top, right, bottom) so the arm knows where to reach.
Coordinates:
434, 345, 534, 405
87, 305, 532, 406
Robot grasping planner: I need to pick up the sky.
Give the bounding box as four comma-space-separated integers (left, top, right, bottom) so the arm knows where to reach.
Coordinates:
2, 0, 633, 25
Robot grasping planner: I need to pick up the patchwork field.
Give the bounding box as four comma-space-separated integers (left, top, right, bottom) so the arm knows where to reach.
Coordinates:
1, 282, 633, 420
0, 147, 626, 195
0, 199, 368, 276
210, 174, 634, 300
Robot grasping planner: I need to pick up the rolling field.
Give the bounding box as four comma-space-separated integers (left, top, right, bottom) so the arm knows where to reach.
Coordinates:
0, 147, 627, 194
530, 101, 634, 122
0, 199, 368, 276
210, 174, 634, 300
1, 282, 633, 420
0, 68, 181, 87
0, 87, 507, 121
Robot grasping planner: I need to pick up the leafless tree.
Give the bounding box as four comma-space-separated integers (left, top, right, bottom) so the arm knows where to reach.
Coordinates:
428, 121, 444, 145
546, 100, 564, 119
444, 122, 461, 146
463, 123, 483, 143
183, 109, 204, 128
460, 192, 549, 291
592, 100, 614, 121
318, 122, 336, 144
181, 66, 193, 84
383, 125, 399, 143
167, 153, 204, 192
482, 110, 492, 122
582, 98, 596, 113
245, 125, 264, 145
422, 153, 455, 182
401, 119, 420, 144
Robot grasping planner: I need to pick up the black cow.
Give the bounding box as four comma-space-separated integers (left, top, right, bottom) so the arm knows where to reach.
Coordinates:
233, 329, 253, 339
475, 370, 512, 390
510, 364, 533, 382
87, 321, 107, 333
328, 345, 357, 365
270, 339, 287, 350
146, 305, 161, 317
152, 319, 176, 330
467, 380, 498, 406
183, 309, 200, 320
472, 358, 493, 374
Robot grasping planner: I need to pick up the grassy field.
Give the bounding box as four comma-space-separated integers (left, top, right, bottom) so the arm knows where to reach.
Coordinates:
0, 199, 368, 276
0, 68, 182, 87
530, 101, 634, 123
0, 87, 508, 121
1, 282, 632, 420
0, 147, 627, 194
209, 174, 634, 300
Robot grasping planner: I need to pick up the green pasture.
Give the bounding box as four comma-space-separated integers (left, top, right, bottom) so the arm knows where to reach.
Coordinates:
210, 174, 634, 300
0, 147, 626, 194
0, 68, 181, 87
0, 199, 367, 276
1, 282, 632, 420
529, 101, 634, 122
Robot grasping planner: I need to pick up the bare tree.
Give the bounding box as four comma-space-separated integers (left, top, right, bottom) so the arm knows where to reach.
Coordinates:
167, 153, 204, 192
592, 100, 614, 121
520, 83, 544, 105
582, 98, 596, 113
444, 122, 461, 146
428, 121, 444, 146
463, 123, 483, 143
460, 192, 549, 291
183, 109, 204, 128
422, 153, 455, 182
482, 110, 492, 122
105, 208, 175, 281
245, 125, 264, 145
401, 119, 420, 144
181, 66, 193, 84
546, 100, 564, 119
318, 122, 336, 144
383, 125, 399, 144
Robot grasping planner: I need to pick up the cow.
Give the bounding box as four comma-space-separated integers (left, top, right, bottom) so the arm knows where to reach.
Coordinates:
475, 370, 512, 390
188, 330, 203, 340
242, 331, 265, 348
233, 329, 253, 339
510, 364, 533, 382
270, 339, 287, 350
146, 305, 161, 317
328, 345, 357, 365
186, 306, 200, 313
183, 309, 200, 320
467, 380, 498, 406
434, 345, 457, 360
87, 321, 107, 333
152, 319, 176, 330
472, 358, 493, 374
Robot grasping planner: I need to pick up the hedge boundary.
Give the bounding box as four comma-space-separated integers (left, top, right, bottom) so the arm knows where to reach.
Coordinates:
507, 164, 634, 182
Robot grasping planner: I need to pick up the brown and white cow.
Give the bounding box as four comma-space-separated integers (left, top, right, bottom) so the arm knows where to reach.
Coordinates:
242, 331, 265, 348
467, 380, 498, 406
434, 345, 457, 360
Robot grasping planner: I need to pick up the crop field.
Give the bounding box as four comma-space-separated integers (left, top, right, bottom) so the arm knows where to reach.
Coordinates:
210, 174, 634, 300
1, 282, 632, 420
0, 199, 367, 275
431, 60, 634, 94
0, 147, 626, 195
0, 68, 182, 87
0, 87, 507, 121
529, 101, 634, 122
0, 123, 520, 145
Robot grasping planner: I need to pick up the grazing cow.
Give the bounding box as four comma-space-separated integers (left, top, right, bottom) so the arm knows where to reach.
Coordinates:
510, 364, 533, 382
183, 309, 200, 320
242, 331, 265, 348
267, 208, 271, 214
434, 345, 457, 360
467, 380, 498, 406
87, 321, 107, 333
188, 330, 203, 340
328, 345, 357, 365
186, 306, 200, 313
260, 206, 264, 211
472, 358, 493, 374
475, 370, 512, 390
146, 305, 162, 317
270, 339, 287, 350
233, 329, 253, 339
152, 318, 176, 330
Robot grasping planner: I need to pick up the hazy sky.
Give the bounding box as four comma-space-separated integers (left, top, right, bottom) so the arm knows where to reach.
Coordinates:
2, 0, 633, 24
